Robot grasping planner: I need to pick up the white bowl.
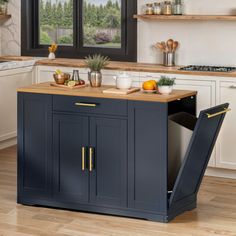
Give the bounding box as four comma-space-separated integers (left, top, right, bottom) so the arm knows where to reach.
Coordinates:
158, 86, 173, 95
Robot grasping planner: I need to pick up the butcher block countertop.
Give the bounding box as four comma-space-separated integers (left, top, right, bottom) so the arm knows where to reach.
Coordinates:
17, 82, 197, 103
36, 58, 236, 78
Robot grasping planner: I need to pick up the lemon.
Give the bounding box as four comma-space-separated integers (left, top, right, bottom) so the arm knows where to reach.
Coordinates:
67, 81, 76, 87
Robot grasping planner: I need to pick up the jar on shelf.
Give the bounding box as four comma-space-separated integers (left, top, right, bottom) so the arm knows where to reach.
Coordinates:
145, 3, 154, 15
163, 1, 172, 15
153, 2, 162, 15
173, 0, 183, 15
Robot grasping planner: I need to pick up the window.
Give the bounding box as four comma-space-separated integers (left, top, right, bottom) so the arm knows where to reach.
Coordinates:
21, 0, 137, 61
39, 0, 73, 46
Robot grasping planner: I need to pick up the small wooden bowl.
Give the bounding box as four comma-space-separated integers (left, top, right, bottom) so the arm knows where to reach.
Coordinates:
53, 73, 71, 84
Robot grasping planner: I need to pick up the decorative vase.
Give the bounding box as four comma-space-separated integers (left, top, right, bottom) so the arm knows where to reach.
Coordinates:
158, 85, 173, 95
0, 3, 7, 15
88, 71, 102, 87
48, 52, 55, 60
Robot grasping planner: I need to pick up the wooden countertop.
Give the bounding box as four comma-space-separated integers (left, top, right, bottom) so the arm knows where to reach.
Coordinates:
36, 58, 236, 78
17, 82, 197, 103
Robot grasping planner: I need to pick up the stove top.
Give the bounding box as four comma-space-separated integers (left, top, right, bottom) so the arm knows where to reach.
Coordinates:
179, 65, 236, 73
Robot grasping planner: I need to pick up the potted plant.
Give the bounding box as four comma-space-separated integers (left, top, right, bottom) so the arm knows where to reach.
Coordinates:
0, 0, 8, 15
85, 54, 110, 87
158, 76, 175, 95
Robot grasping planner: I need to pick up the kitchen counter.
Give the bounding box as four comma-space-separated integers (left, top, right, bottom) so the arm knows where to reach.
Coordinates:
17, 82, 197, 103
18, 81, 198, 222
36, 58, 236, 78
0, 56, 36, 71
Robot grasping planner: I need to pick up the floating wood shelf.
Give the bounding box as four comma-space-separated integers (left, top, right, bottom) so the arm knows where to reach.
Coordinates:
0, 14, 11, 21
134, 14, 236, 21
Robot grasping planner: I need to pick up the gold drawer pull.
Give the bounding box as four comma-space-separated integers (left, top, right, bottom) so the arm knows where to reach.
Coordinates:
89, 147, 94, 172
75, 102, 97, 107
206, 108, 231, 119
82, 147, 85, 171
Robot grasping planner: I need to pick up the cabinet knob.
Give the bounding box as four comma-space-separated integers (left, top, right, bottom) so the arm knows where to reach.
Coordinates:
89, 147, 94, 172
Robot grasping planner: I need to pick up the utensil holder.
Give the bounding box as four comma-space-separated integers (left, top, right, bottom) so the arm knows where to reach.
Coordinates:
163, 52, 175, 67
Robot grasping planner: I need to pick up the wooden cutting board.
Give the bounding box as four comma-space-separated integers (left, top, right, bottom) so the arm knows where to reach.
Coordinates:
50, 83, 87, 89
102, 87, 140, 95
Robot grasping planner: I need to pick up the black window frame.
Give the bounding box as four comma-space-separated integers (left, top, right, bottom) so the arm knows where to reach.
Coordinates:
21, 0, 137, 62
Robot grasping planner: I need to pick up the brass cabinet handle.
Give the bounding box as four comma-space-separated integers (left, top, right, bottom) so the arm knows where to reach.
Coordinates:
75, 102, 97, 107
229, 85, 236, 89
82, 147, 86, 171
206, 108, 231, 119
89, 147, 94, 172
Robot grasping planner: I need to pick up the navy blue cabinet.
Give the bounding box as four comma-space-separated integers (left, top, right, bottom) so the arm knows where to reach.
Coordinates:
52, 114, 127, 207
17, 93, 52, 201
89, 117, 127, 207
128, 101, 168, 214
53, 114, 89, 203
18, 93, 204, 222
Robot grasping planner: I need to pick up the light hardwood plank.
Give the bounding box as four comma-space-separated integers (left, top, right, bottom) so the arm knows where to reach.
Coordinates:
0, 146, 236, 236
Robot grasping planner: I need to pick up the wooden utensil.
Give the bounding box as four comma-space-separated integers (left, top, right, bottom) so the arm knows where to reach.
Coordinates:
167, 39, 174, 53
154, 42, 165, 52
172, 41, 179, 53
161, 41, 167, 52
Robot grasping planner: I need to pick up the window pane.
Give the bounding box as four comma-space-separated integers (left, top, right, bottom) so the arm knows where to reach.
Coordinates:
39, 0, 73, 45
83, 0, 122, 48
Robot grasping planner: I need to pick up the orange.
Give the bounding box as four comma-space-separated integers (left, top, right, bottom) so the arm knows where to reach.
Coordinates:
142, 81, 155, 90
149, 80, 157, 89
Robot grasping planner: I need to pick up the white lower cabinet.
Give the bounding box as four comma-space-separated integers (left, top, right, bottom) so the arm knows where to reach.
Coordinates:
175, 79, 216, 116
175, 79, 216, 167
0, 67, 33, 147
36, 66, 89, 83
216, 81, 236, 170
37, 66, 140, 87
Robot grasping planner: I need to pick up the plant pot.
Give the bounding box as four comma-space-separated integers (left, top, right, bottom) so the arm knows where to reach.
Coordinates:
48, 52, 56, 60
0, 3, 7, 15
88, 71, 102, 87
158, 85, 173, 95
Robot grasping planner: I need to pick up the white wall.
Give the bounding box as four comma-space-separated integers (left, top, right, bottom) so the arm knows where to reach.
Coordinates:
138, 0, 236, 65
2, 0, 236, 66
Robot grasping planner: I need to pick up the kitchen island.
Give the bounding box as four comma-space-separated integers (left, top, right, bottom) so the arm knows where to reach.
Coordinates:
17, 83, 198, 222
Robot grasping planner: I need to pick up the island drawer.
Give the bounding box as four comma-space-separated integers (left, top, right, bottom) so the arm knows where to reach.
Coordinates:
53, 95, 127, 116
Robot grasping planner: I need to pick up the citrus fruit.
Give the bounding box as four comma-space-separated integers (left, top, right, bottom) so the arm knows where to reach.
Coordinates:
142, 81, 156, 90
149, 80, 157, 89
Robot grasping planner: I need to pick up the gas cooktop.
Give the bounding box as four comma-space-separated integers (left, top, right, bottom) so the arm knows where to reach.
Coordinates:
179, 65, 236, 73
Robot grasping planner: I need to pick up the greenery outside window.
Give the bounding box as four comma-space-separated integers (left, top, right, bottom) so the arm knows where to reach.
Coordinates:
21, 0, 137, 61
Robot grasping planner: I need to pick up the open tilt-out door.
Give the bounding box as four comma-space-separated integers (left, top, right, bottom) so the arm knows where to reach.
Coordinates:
169, 103, 230, 211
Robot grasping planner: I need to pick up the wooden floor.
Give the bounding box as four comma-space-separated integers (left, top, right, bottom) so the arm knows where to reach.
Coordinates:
0, 146, 236, 236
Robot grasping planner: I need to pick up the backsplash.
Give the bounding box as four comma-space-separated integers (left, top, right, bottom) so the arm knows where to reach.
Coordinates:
2, 0, 236, 66
1, 0, 20, 56
138, 0, 236, 65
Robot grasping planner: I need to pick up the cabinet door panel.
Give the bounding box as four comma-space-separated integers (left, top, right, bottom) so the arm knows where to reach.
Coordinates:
217, 82, 236, 169
53, 114, 89, 203
18, 93, 52, 199
90, 117, 127, 207
128, 101, 168, 213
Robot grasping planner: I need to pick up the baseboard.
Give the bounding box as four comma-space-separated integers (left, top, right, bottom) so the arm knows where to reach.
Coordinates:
206, 167, 236, 180
0, 137, 17, 150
